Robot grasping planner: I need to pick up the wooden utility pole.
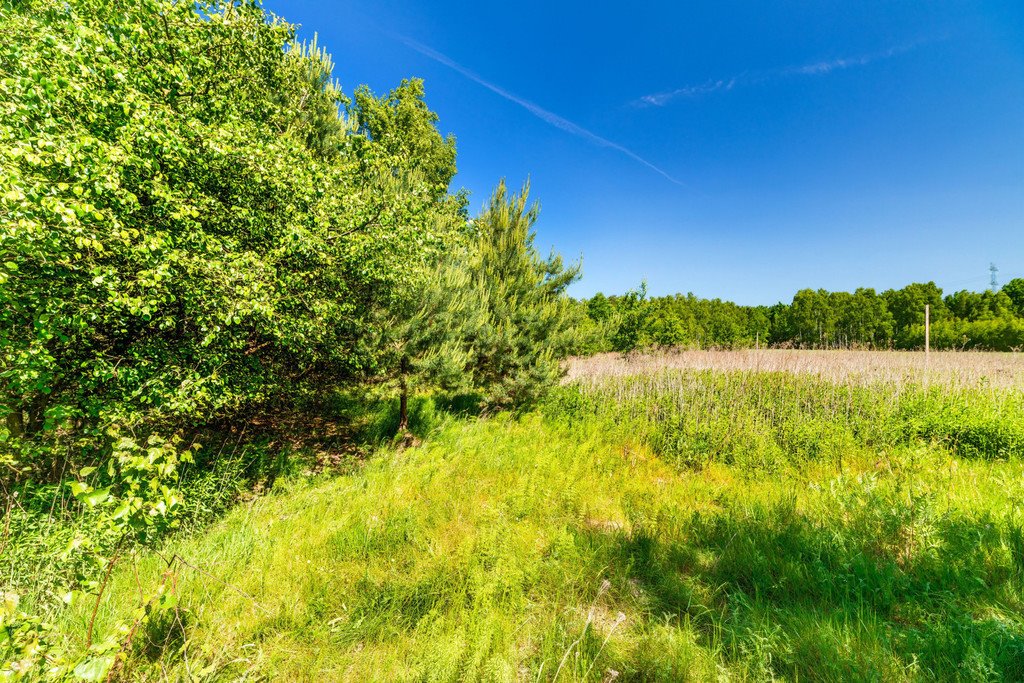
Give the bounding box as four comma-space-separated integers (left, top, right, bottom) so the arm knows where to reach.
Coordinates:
925, 304, 930, 357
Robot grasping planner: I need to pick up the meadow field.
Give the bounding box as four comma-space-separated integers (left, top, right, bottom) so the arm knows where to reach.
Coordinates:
566, 349, 1024, 389
35, 350, 1023, 681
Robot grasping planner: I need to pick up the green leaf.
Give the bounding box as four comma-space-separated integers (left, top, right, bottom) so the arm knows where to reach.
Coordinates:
73, 654, 116, 681
83, 487, 111, 507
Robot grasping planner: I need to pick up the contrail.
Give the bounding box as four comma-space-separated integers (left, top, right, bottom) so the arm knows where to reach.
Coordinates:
636, 40, 929, 108
392, 33, 683, 186
639, 78, 738, 106
784, 43, 917, 76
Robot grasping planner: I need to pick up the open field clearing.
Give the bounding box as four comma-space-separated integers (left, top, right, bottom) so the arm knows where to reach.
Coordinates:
44, 365, 1024, 681
566, 350, 1024, 390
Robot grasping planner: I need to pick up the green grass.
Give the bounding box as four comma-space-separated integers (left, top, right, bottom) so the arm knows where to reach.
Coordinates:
49, 372, 1024, 680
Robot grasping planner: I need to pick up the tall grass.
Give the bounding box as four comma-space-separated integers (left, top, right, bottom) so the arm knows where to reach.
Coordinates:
566, 349, 1024, 391
46, 367, 1024, 680
554, 369, 1024, 469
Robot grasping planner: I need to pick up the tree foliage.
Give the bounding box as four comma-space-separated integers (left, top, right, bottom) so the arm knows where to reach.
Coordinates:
584, 280, 1024, 352
468, 180, 581, 409
380, 244, 486, 434
1003, 278, 1024, 317
0, 0, 466, 484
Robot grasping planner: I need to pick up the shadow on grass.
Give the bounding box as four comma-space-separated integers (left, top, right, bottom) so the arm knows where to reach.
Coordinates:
583, 502, 1024, 680
343, 392, 484, 445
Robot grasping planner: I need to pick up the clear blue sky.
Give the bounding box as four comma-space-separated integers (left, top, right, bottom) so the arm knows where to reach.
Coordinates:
265, 0, 1024, 305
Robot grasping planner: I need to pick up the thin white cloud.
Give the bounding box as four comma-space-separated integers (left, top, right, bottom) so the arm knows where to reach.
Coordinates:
784, 44, 915, 76
639, 78, 737, 106
392, 33, 683, 186
636, 41, 927, 108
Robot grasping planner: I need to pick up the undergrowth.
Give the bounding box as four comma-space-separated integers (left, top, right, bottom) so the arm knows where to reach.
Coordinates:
35, 371, 1024, 681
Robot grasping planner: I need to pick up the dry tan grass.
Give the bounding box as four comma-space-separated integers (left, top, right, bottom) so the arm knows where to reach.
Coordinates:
565, 349, 1024, 390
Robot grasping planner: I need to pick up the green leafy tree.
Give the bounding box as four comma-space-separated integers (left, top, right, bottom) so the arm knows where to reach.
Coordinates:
836, 288, 892, 348
746, 307, 771, 347
567, 297, 611, 355
1002, 278, 1024, 317
0, 0, 462, 482
577, 279, 1024, 353
788, 289, 832, 347
611, 283, 649, 352
351, 79, 459, 200
1, 0, 471, 673
587, 293, 613, 323
883, 282, 946, 346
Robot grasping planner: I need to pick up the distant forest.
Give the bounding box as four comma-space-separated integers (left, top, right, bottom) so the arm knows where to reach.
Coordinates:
577, 279, 1024, 352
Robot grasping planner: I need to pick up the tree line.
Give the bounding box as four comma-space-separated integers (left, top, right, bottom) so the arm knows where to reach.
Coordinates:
577, 280, 1024, 353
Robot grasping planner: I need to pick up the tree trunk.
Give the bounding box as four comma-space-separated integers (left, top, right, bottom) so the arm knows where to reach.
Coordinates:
398, 356, 410, 435
6, 409, 24, 438
27, 392, 49, 435
398, 377, 409, 433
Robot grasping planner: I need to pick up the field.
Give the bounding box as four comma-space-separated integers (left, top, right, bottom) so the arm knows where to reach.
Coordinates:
38, 350, 1024, 681
566, 349, 1024, 389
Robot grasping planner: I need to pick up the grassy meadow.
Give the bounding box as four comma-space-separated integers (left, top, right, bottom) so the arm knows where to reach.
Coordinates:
43, 351, 1024, 681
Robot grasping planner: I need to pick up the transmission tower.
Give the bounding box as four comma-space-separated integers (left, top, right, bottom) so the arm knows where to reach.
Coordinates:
990, 262, 999, 292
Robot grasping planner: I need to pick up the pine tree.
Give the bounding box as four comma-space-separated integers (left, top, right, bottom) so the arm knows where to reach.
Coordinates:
384, 248, 485, 437
468, 180, 581, 409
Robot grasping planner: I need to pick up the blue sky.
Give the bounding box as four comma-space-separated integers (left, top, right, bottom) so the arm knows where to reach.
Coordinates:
265, 0, 1024, 305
